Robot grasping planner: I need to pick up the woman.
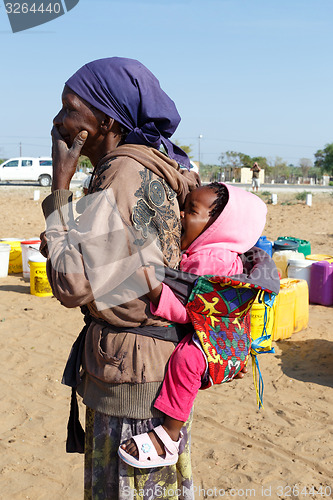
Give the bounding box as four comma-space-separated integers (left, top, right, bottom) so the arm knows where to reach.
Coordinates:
40, 57, 200, 499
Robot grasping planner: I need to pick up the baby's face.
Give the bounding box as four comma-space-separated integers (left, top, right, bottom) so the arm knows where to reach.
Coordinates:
180, 187, 218, 251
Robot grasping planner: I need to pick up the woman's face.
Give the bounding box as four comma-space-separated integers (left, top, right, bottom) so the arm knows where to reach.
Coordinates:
53, 85, 104, 152
180, 186, 218, 251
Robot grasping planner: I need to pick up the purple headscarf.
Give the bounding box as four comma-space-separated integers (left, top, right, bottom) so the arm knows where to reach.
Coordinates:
65, 57, 190, 169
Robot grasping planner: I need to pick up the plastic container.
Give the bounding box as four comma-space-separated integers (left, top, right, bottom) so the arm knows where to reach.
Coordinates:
21, 239, 41, 281
250, 295, 274, 350
287, 258, 313, 288
0, 239, 23, 274
309, 261, 333, 306
273, 250, 304, 279
273, 239, 299, 252
278, 237, 311, 257
306, 254, 333, 263
293, 280, 309, 333
255, 236, 273, 257
272, 278, 309, 340
29, 254, 53, 297
0, 244, 11, 278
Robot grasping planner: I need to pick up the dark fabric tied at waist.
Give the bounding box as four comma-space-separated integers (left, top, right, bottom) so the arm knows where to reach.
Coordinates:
62, 312, 189, 389
62, 306, 191, 453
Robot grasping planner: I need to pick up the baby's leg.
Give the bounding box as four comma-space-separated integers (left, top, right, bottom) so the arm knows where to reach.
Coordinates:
121, 333, 206, 459
154, 332, 206, 424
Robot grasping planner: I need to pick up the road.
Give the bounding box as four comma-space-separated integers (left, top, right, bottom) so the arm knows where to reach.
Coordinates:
205, 182, 333, 193
0, 180, 332, 194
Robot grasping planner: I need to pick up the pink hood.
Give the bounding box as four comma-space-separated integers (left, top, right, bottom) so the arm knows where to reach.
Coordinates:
180, 183, 267, 276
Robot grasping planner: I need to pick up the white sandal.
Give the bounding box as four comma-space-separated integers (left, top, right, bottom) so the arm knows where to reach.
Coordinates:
118, 425, 182, 469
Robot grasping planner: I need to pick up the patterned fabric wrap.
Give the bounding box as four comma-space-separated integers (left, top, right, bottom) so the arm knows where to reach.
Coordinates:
84, 408, 194, 500
186, 275, 269, 389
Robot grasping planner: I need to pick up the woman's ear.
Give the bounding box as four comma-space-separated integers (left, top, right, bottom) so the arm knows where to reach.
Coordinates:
100, 115, 114, 135
100, 115, 122, 138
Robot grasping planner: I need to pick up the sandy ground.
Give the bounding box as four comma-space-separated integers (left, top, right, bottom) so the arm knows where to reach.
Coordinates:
0, 186, 332, 500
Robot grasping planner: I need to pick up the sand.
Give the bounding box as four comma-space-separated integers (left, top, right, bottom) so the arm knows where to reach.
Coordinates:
0, 186, 332, 500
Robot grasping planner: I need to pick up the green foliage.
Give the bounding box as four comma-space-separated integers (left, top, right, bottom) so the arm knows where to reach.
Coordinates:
295, 191, 311, 201
78, 155, 93, 172
252, 156, 270, 171
299, 158, 313, 178
308, 166, 322, 180
219, 151, 252, 168
218, 151, 272, 178
281, 200, 295, 206
213, 147, 328, 183
199, 163, 221, 183
174, 141, 193, 159
314, 143, 333, 175
271, 156, 290, 180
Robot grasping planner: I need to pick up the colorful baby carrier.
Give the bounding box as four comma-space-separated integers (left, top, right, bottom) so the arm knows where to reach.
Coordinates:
63, 246, 279, 453
164, 246, 280, 408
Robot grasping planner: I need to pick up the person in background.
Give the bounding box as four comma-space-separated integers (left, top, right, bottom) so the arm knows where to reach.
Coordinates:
250, 161, 261, 192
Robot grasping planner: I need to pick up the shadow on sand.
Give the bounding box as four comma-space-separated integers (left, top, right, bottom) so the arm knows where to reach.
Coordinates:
0, 284, 30, 295
277, 338, 333, 388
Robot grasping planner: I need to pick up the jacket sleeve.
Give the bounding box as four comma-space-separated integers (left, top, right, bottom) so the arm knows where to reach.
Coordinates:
150, 283, 190, 324
40, 189, 94, 307
40, 161, 164, 310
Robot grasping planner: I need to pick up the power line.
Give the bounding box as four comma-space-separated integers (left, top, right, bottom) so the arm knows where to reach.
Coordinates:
176, 137, 317, 149
0, 142, 50, 148
0, 135, 50, 140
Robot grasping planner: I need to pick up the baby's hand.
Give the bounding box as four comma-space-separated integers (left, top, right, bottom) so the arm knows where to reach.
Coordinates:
233, 366, 248, 380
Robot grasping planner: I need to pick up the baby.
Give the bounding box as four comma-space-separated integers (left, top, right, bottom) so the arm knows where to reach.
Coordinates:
119, 182, 267, 468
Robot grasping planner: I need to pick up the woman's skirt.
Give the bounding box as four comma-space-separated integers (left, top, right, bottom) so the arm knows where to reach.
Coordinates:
84, 408, 194, 500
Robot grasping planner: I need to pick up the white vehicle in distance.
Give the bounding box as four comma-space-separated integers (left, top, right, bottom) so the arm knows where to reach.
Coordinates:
0, 157, 53, 187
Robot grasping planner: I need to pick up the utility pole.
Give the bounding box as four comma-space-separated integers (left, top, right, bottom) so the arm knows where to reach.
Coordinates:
198, 134, 203, 166
19, 142, 22, 157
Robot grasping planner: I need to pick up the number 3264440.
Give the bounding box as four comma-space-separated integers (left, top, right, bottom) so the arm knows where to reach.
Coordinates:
5, 3, 62, 14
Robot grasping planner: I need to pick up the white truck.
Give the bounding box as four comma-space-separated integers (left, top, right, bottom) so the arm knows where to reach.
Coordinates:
0, 157, 53, 186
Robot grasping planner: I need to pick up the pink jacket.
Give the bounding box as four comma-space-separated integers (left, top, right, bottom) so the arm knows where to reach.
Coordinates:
151, 183, 267, 323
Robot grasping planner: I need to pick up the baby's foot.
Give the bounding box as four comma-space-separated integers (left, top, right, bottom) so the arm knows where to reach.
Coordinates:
121, 429, 165, 458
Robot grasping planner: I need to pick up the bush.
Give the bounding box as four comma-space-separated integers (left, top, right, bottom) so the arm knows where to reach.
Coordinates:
295, 191, 311, 201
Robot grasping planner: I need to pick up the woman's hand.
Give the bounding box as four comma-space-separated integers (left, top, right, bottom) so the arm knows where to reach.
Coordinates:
51, 126, 88, 191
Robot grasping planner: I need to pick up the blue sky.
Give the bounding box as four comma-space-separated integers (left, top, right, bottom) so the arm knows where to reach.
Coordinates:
1, 0, 332, 166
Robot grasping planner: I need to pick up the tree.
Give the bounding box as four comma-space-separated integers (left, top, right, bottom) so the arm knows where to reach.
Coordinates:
218, 151, 271, 181
78, 155, 93, 172
199, 163, 220, 183
314, 143, 333, 175
298, 158, 313, 178
270, 157, 290, 182
219, 151, 251, 168
174, 141, 193, 159
218, 151, 250, 181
